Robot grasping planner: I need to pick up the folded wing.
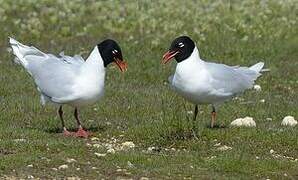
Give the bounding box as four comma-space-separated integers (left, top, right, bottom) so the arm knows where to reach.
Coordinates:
9, 37, 84, 104
206, 62, 264, 96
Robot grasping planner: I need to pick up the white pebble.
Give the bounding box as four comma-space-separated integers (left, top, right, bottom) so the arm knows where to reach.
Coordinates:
253, 84, 262, 91
121, 141, 135, 150
27, 175, 34, 179
140, 177, 149, 180
91, 137, 100, 141
66, 158, 76, 163
58, 164, 68, 170
187, 111, 193, 114
217, 145, 232, 151
230, 117, 256, 127
93, 144, 102, 148
13, 139, 26, 143
127, 161, 134, 168
94, 153, 106, 157
270, 149, 274, 154
259, 99, 265, 103
213, 143, 221, 147
147, 147, 154, 151
281, 116, 297, 127
27, 164, 33, 168
107, 148, 115, 154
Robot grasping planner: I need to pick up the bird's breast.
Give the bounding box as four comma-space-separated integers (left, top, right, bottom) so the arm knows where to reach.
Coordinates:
70, 71, 105, 107
171, 68, 223, 104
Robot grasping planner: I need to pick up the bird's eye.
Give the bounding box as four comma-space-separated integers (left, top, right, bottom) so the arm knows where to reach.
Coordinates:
178, 42, 184, 48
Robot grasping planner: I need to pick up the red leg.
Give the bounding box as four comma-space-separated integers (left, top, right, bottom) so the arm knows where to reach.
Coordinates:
211, 105, 216, 128
58, 106, 74, 136
74, 108, 89, 138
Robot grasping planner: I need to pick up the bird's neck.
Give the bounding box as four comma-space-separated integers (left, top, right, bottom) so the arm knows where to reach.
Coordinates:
189, 47, 201, 61
84, 47, 105, 68
82, 47, 106, 76
179, 47, 204, 66
175, 47, 205, 77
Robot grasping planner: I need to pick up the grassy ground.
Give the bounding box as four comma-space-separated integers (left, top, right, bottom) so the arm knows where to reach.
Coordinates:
0, 0, 297, 179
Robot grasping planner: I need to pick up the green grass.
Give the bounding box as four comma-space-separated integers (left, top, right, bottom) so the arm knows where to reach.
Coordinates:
0, 0, 297, 179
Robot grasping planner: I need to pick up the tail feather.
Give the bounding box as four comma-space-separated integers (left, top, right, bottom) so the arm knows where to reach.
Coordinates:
249, 62, 264, 73
9, 37, 45, 68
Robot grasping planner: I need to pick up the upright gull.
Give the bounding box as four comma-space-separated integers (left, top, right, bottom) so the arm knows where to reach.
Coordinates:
10, 38, 127, 138
162, 36, 264, 136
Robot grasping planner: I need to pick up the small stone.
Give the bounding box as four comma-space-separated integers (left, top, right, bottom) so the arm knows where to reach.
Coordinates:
187, 111, 193, 114
171, 148, 176, 151
253, 85, 261, 91
230, 117, 256, 127
270, 149, 274, 154
127, 161, 134, 168
209, 156, 216, 159
95, 152, 106, 157
66, 177, 80, 180
27, 164, 33, 168
116, 169, 124, 172
13, 139, 26, 143
76, 168, 80, 171
51, 168, 58, 171
91, 137, 100, 141
140, 177, 149, 180
217, 145, 232, 151
213, 143, 221, 147
58, 164, 68, 170
281, 116, 297, 127
121, 141, 135, 150
66, 158, 76, 163
260, 99, 265, 103
266, 118, 272, 121
93, 144, 102, 148
107, 148, 115, 154
147, 146, 156, 152
27, 175, 34, 179
106, 122, 112, 126
91, 167, 97, 170
256, 156, 260, 160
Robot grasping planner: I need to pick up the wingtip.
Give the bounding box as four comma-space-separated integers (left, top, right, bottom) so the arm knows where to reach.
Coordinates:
9, 36, 17, 44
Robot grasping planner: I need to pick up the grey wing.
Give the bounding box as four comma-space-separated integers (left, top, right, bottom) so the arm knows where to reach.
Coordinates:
26, 55, 81, 103
206, 62, 257, 96
59, 51, 85, 66
10, 38, 83, 103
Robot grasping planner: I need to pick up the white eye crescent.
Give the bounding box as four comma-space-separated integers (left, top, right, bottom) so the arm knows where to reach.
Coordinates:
112, 50, 118, 54
178, 42, 184, 47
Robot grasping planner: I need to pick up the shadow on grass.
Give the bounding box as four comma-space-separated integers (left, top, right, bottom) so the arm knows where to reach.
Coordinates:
205, 124, 228, 129
44, 125, 106, 134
